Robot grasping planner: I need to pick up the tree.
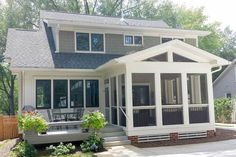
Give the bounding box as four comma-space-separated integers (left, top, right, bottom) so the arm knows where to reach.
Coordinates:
0, 63, 17, 115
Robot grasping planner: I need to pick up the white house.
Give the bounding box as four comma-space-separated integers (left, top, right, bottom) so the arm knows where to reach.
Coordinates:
5, 10, 229, 145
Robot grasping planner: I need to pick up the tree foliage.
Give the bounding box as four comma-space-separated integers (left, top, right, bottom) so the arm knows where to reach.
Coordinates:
214, 98, 234, 123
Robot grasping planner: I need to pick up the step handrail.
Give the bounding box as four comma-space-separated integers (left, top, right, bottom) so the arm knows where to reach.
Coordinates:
119, 106, 130, 121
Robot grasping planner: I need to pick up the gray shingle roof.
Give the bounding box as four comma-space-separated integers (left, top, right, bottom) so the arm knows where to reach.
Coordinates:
5, 22, 122, 69
40, 10, 170, 28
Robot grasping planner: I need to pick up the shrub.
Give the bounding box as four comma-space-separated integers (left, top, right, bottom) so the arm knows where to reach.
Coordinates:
46, 142, 75, 156
214, 98, 234, 123
80, 133, 104, 152
82, 111, 107, 133
12, 141, 37, 157
81, 111, 107, 152
18, 111, 48, 133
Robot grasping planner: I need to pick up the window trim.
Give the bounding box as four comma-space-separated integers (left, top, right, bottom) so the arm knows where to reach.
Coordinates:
36, 80, 51, 109
75, 31, 105, 53
124, 34, 143, 46
160, 36, 185, 44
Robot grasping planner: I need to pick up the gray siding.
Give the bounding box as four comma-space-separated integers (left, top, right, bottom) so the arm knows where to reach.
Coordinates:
185, 38, 197, 47
106, 34, 140, 54
105, 34, 160, 54
213, 65, 236, 98
59, 31, 75, 52
58, 31, 196, 54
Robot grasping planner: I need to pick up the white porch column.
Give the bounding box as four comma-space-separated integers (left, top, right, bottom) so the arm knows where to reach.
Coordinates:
182, 73, 189, 125
155, 73, 162, 126
18, 72, 22, 115
116, 75, 120, 125
207, 72, 215, 124
125, 72, 133, 131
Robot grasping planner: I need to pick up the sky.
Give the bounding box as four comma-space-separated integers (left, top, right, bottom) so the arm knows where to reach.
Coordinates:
171, 0, 236, 30
1, 0, 236, 30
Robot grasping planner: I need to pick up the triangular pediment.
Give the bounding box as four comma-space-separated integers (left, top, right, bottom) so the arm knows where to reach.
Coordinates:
115, 40, 229, 67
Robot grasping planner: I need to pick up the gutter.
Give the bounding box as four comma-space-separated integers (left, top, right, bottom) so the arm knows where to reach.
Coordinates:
211, 66, 222, 74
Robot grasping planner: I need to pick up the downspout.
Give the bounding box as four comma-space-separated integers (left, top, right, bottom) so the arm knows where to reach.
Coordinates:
211, 66, 222, 74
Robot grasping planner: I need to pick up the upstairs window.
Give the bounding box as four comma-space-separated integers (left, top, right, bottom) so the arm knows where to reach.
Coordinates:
124, 35, 143, 46
76, 32, 104, 52
161, 37, 184, 43
76, 33, 89, 51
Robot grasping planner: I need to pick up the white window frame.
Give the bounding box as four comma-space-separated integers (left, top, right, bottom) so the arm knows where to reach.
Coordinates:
160, 36, 185, 44
34, 77, 100, 109
124, 35, 143, 46
75, 31, 105, 53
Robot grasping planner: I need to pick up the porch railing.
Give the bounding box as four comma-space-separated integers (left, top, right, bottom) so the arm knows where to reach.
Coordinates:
119, 106, 130, 121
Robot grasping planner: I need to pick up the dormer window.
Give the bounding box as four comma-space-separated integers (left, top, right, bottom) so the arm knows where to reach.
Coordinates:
161, 37, 184, 43
76, 32, 104, 52
124, 35, 143, 46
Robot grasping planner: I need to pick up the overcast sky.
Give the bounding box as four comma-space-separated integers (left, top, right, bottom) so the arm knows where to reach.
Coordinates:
1, 0, 236, 30
171, 0, 236, 30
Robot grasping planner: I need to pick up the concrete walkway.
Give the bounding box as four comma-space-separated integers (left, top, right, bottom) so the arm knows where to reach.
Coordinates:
97, 139, 236, 157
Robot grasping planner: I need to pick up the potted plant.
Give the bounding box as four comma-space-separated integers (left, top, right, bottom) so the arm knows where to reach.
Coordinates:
80, 111, 107, 152
18, 111, 48, 135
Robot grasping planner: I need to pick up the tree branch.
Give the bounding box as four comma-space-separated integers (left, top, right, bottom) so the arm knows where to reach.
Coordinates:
92, 0, 98, 15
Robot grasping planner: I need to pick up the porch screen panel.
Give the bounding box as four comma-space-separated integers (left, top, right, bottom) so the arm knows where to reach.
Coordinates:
111, 77, 117, 106
132, 73, 156, 127
86, 80, 99, 107
187, 74, 208, 104
70, 80, 84, 108
36, 80, 51, 109
104, 79, 110, 122
161, 74, 182, 105
53, 80, 68, 108
133, 109, 156, 127
118, 74, 126, 126
110, 77, 117, 125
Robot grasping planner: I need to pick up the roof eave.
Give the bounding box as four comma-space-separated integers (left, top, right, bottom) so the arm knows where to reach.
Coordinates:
46, 19, 210, 37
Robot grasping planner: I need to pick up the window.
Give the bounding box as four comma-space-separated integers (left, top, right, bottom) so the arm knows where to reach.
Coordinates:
36, 80, 51, 109
86, 80, 99, 107
70, 80, 83, 108
53, 80, 68, 108
161, 74, 182, 105
76, 32, 104, 52
161, 37, 172, 43
76, 33, 89, 51
173, 53, 196, 62
91, 33, 104, 51
226, 93, 232, 98
124, 35, 143, 46
187, 74, 208, 104
161, 37, 184, 43
144, 53, 168, 62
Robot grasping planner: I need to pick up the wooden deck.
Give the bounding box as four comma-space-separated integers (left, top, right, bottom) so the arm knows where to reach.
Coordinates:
24, 122, 124, 145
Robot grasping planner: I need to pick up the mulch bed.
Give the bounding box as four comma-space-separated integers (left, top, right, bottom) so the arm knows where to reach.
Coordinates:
132, 128, 236, 148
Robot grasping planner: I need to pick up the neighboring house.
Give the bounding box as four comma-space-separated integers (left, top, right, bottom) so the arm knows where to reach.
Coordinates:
5, 10, 229, 145
213, 61, 236, 99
